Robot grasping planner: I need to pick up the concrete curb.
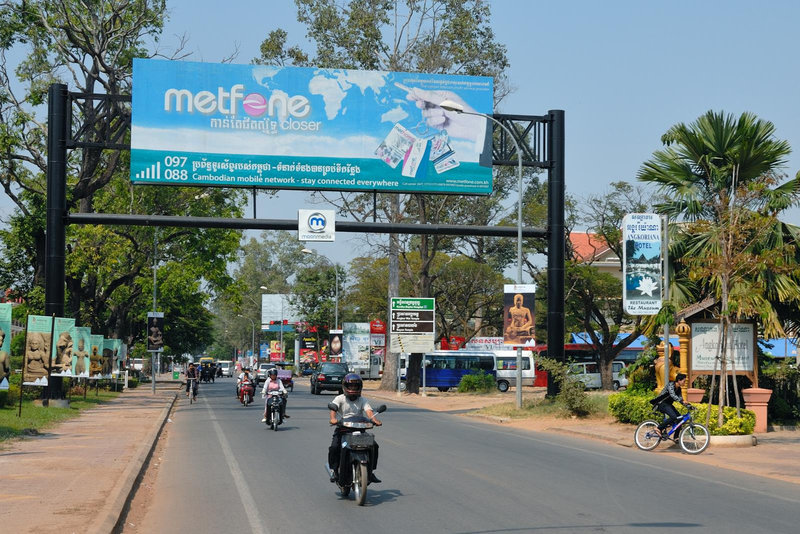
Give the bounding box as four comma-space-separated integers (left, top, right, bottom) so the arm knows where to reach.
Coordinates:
89, 392, 177, 534
710, 434, 757, 447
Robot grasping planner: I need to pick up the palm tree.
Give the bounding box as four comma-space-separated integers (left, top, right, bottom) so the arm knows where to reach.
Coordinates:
637, 110, 800, 422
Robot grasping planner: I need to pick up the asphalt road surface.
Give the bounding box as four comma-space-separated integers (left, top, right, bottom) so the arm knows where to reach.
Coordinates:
131, 379, 799, 534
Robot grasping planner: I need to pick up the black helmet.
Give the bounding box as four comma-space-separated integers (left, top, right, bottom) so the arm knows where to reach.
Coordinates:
268, 368, 278, 378
343, 373, 363, 400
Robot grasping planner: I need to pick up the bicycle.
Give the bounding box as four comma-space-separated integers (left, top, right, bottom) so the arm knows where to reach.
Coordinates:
186, 377, 198, 404
634, 405, 710, 454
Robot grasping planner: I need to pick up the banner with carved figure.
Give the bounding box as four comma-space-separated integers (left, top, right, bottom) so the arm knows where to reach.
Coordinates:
23, 315, 53, 386
71, 327, 92, 378
50, 317, 76, 377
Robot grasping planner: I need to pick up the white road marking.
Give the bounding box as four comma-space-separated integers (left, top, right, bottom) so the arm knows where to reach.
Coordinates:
204, 400, 268, 534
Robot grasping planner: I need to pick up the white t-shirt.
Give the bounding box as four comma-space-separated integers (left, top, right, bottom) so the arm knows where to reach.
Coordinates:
331, 394, 372, 419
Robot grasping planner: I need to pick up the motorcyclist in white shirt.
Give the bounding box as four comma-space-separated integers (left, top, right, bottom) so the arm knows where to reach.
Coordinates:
261, 368, 289, 423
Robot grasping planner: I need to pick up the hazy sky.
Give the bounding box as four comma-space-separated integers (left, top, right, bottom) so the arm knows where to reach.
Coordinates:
5, 0, 800, 268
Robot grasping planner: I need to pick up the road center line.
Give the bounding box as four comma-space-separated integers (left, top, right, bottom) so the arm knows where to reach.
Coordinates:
204, 399, 268, 534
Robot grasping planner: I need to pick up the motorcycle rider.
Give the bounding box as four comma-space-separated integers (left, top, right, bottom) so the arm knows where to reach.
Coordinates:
261, 368, 289, 423
237, 369, 254, 403
328, 373, 382, 484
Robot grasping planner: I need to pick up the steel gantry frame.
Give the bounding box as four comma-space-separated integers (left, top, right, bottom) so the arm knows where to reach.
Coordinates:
44, 84, 565, 376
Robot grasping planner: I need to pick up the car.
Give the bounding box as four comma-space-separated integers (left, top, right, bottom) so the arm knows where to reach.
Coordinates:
217, 360, 233, 378
568, 360, 629, 390
256, 362, 276, 385
310, 362, 349, 395
301, 363, 315, 376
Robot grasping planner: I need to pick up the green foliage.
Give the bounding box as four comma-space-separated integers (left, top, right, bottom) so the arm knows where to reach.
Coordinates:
608, 390, 656, 424
625, 347, 658, 393
759, 356, 800, 422
608, 389, 755, 435
127, 377, 139, 389
539, 358, 594, 417
457, 371, 495, 393
638, 110, 800, 337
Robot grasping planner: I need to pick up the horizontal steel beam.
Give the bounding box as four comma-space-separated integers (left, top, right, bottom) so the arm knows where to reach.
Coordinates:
65, 213, 548, 238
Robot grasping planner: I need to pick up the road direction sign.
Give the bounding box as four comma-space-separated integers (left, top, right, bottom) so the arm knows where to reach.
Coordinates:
389, 298, 435, 353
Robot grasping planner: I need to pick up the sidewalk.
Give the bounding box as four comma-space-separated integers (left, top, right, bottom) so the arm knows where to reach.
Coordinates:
0, 383, 178, 534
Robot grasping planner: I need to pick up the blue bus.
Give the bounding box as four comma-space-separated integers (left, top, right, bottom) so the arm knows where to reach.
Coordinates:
412, 351, 496, 391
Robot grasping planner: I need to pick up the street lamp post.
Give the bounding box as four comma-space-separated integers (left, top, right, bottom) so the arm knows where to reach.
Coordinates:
238, 315, 256, 365
302, 248, 339, 330
439, 100, 525, 408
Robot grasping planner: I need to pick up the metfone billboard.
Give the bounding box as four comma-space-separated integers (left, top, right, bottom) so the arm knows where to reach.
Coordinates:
131, 59, 494, 194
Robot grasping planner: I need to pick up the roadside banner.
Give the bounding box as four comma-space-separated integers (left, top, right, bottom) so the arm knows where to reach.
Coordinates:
329, 330, 343, 361
147, 312, 164, 352
71, 327, 92, 377
50, 317, 76, 377
0, 303, 11, 388
89, 334, 105, 378
131, 59, 494, 194
23, 315, 53, 386
503, 285, 536, 346
623, 213, 662, 315
342, 323, 370, 371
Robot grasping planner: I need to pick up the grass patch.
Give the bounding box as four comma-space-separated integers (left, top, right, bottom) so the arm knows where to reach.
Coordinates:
0, 390, 120, 442
476, 392, 611, 419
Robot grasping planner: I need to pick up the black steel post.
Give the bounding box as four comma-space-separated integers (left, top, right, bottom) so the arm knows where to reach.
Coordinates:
45, 83, 68, 400
546, 110, 565, 397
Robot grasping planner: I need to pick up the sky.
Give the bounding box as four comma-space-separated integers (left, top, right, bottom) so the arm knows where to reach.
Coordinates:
5, 0, 800, 268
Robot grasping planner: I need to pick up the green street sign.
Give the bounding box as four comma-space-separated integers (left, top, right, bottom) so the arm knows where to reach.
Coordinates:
390, 298, 434, 311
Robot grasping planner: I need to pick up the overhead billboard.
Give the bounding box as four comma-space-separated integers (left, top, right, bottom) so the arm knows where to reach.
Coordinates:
131, 59, 494, 194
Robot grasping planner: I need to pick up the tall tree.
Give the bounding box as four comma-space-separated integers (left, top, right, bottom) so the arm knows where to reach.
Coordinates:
0, 1, 244, 359
256, 0, 513, 390
566, 181, 652, 390
638, 110, 800, 420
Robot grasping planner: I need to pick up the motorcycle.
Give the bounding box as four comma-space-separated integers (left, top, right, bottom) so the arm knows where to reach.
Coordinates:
239, 381, 255, 406
264, 391, 285, 431
325, 403, 387, 506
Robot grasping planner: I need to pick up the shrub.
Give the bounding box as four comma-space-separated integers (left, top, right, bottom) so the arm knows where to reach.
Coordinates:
127, 377, 139, 389
608, 389, 755, 435
538, 358, 594, 417
608, 390, 654, 423
0, 390, 8, 406
458, 371, 495, 393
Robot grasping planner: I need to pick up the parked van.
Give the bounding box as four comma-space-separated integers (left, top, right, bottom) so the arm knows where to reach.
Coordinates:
217, 360, 233, 378
568, 360, 628, 390
493, 350, 535, 392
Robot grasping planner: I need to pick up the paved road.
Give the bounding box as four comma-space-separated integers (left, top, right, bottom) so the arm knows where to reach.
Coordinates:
131, 379, 800, 534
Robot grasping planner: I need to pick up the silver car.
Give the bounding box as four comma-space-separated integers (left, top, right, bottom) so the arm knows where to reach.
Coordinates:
256, 362, 276, 385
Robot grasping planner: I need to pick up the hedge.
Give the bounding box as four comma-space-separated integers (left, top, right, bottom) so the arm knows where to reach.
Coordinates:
608, 390, 755, 435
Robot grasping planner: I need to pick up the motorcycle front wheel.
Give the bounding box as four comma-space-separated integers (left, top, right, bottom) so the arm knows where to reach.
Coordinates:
272, 407, 280, 431
353, 463, 368, 505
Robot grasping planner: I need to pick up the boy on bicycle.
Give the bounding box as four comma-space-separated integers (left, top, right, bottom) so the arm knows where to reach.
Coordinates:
651, 372, 690, 438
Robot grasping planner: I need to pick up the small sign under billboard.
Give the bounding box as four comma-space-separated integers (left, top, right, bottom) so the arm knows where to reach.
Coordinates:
298, 209, 335, 242
131, 59, 493, 195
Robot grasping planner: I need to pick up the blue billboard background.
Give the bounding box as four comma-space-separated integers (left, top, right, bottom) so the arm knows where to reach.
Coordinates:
131, 59, 494, 194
